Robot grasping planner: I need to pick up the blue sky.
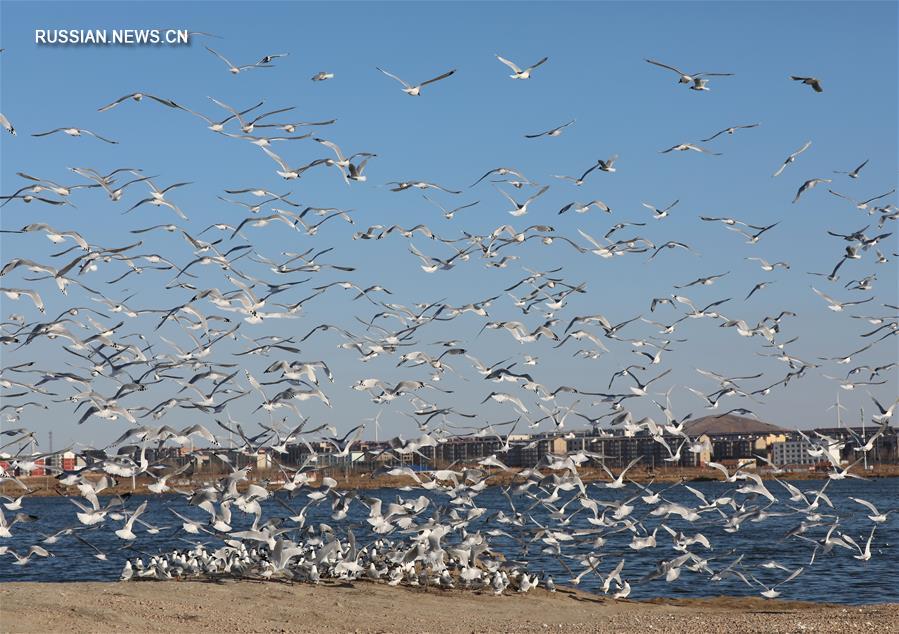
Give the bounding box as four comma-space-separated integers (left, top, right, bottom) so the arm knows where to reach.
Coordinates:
1, 1, 896, 448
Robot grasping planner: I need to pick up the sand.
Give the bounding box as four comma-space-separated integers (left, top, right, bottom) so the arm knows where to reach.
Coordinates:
0, 581, 896, 634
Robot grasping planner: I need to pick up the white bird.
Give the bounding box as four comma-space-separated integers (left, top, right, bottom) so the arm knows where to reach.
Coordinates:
115, 500, 148, 540
31, 127, 117, 144
0, 112, 15, 135
848, 497, 895, 524
495, 54, 548, 79
376, 67, 456, 96
601, 456, 643, 489
812, 287, 873, 312
793, 178, 831, 204
773, 141, 812, 177
644, 59, 734, 88
206, 46, 276, 74
525, 120, 574, 139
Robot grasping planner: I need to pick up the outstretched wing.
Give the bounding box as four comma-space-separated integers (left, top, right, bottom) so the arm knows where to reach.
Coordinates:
376, 67, 411, 89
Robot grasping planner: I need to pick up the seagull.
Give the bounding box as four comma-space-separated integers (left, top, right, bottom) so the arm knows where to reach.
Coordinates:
848, 497, 895, 524
558, 200, 611, 215
834, 159, 868, 179
206, 46, 275, 74
496, 185, 549, 216
555, 156, 618, 185
525, 120, 574, 139
753, 567, 804, 598
790, 76, 823, 92
643, 199, 679, 219
701, 123, 760, 142
0, 113, 15, 135
311, 72, 334, 81
644, 59, 734, 88
773, 141, 812, 177
495, 54, 548, 79
97, 92, 182, 112
422, 195, 480, 220
31, 128, 118, 144
660, 143, 720, 155
745, 281, 775, 300
793, 178, 831, 204
601, 456, 643, 488
827, 188, 895, 212
812, 287, 874, 312
746, 257, 790, 271
376, 67, 456, 96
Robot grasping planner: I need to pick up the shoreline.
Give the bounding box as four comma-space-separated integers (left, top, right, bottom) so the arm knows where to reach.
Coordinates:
1, 580, 896, 633
6, 466, 898, 498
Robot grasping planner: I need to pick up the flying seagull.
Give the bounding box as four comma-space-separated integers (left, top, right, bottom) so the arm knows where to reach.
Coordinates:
376, 67, 456, 96
525, 120, 575, 139
701, 123, 759, 143
834, 159, 868, 179
0, 113, 14, 135
790, 76, 823, 92
793, 178, 831, 204
31, 128, 118, 144
495, 54, 548, 79
773, 141, 812, 177
645, 59, 734, 90
206, 46, 275, 74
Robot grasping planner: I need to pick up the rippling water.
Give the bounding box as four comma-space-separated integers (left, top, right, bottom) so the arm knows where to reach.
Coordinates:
2, 477, 897, 603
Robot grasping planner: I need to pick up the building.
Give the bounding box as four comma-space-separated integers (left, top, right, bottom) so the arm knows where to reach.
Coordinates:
770, 438, 837, 467
683, 415, 788, 462
812, 425, 898, 465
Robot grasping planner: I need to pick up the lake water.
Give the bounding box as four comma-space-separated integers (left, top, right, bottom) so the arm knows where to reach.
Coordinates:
2, 477, 897, 603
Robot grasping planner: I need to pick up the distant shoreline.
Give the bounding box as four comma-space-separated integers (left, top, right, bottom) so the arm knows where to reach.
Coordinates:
6, 465, 899, 498
1, 580, 896, 634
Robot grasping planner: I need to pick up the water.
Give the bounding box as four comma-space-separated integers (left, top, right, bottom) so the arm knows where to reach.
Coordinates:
2, 477, 897, 603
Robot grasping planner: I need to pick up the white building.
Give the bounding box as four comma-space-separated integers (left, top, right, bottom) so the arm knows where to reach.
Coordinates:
770, 438, 840, 467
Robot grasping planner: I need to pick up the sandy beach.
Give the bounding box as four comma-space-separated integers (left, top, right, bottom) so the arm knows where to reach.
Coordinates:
1, 581, 896, 634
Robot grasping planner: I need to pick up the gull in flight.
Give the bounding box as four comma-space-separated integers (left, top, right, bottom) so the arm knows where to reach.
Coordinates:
790, 75, 823, 93
311, 71, 334, 81
97, 92, 182, 112
644, 58, 734, 90
495, 54, 548, 79
792, 178, 831, 204
660, 143, 720, 155
701, 123, 759, 142
753, 567, 804, 598
773, 141, 811, 177
558, 200, 611, 215
602, 456, 643, 489
0, 113, 14, 135
206, 46, 277, 74
497, 185, 549, 216
525, 120, 574, 139
849, 497, 896, 524
834, 159, 868, 179
423, 195, 480, 220
32, 127, 118, 144
554, 156, 617, 185
812, 287, 873, 312
643, 199, 679, 219
376, 67, 456, 96
827, 188, 895, 212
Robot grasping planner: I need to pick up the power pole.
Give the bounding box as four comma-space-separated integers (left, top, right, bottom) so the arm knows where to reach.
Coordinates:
861, 407, 868, 471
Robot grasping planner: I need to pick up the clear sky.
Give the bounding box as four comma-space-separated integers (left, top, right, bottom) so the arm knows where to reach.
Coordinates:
1, 1, 896, 449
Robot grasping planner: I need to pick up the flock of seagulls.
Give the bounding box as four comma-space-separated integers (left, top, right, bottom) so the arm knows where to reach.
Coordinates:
0, 40, 896, 603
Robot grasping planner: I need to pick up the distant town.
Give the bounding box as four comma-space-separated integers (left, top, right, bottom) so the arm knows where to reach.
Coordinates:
7, 416, 896, 490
